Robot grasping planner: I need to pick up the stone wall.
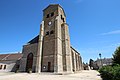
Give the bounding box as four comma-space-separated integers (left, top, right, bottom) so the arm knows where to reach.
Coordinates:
71, 47, 83, 72
19, 43, 38, 72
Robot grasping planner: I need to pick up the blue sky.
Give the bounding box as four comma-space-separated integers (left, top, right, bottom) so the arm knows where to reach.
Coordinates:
0, 0, 120, 63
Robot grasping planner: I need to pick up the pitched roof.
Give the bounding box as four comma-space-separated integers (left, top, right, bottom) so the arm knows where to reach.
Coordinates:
0, 54, 9, 60
27, 35, 39, 44
0, 53, 23, 61
71, 46, 80, 55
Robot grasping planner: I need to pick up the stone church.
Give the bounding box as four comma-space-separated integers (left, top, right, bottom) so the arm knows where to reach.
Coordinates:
0, 4, 83, 73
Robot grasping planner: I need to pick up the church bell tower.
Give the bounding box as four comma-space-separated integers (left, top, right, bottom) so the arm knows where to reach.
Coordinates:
36, 4, 73, 73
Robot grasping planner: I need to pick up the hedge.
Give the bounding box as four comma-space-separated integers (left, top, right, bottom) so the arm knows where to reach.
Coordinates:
99, 64, 120, 80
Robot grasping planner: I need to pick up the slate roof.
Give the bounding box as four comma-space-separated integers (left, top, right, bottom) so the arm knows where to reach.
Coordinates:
27, 35, 39, 44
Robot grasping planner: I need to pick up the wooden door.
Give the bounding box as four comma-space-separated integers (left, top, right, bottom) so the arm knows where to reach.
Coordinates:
48, 62, 51, 72
26, 53, 33, 72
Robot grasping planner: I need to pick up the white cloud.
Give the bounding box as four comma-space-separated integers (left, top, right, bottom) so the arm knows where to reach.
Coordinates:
101, 30, 120, 35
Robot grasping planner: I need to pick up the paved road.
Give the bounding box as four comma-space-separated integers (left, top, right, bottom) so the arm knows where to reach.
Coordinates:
0, 70, 102, 80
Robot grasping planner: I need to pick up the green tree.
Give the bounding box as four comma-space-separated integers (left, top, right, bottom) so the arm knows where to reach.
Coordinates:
113, 46, 120, 65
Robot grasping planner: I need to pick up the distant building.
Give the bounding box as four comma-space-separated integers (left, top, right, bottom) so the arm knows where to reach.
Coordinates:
83, 63, 90, 70
96, 58, 113, 68
0, 53, 22, 72
89, 58, 113, 70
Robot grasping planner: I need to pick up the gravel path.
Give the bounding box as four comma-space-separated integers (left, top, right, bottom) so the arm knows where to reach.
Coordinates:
0, 70, 102, 80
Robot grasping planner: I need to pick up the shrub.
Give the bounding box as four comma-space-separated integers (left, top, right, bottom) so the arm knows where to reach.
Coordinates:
99, 64, 120, 80
99, 66, 113, 80
112, 65, 120, 80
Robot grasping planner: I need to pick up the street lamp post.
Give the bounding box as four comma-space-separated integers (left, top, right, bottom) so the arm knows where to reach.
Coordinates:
99, 53, 101, 59
99, 53, 102, 68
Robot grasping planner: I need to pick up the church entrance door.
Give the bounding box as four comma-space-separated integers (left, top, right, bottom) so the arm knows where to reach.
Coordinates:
47, 62, 51, 72
26, 53, 33, 72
